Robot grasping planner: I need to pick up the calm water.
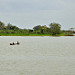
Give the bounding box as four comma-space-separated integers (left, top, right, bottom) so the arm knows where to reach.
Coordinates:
0, 36, 75, 75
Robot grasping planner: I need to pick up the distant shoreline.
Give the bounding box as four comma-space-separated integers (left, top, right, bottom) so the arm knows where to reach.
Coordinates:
0, 33, 75, 36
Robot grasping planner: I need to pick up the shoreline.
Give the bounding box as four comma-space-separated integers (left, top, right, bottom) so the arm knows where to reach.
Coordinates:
0, 34, 75, 36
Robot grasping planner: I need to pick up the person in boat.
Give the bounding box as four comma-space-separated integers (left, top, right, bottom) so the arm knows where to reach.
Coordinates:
10, 42, 15, 45
10, 41, 20, 45
16, 41, 20, 45
13, 42, 15, 45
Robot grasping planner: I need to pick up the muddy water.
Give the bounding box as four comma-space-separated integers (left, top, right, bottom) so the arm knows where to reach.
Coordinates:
0, 36, 75, 75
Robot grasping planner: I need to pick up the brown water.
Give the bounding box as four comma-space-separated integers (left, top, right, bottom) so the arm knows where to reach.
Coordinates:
0, 36, 75, 75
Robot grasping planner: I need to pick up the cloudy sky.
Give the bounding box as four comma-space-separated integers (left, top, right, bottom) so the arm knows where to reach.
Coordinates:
0, 0, 75, 30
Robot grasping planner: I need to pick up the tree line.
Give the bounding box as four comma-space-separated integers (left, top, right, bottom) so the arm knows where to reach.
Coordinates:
0, 21, 74, 36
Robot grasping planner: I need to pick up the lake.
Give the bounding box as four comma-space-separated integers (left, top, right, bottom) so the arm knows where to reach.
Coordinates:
0, 36, 75, 75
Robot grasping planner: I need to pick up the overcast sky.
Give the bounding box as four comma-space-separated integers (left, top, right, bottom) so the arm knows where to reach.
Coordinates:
0, 0, 75, 30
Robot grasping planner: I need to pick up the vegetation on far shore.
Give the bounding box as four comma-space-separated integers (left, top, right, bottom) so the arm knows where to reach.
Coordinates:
0, 21, 75, 36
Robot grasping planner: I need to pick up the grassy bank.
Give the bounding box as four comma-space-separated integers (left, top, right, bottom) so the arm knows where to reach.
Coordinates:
0, 33, 74, 36
0, 33, 65, 36
0, 33, 51, 36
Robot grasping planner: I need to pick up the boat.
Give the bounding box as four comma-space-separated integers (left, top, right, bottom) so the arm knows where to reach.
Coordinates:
10, 41, 20, 45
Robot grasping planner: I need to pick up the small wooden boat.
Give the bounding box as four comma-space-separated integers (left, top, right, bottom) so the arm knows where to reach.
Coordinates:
10, 41, 20, 45
10, 42, 15, 45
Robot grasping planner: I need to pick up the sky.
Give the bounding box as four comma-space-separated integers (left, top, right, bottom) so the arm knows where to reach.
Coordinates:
0, 0, 75, 30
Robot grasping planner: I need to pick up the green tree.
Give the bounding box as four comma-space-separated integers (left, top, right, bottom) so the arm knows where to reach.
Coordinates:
6, 23, 19, 30
49, 23, 61, 35
33, 25, 42, 34
41, 25, 49, 34
33, 25, 50, 34
33, 25, 41, 31
0, 21, 5, 30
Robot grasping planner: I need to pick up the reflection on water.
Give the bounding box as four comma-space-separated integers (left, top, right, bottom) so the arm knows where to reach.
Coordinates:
0, 36, 75, 75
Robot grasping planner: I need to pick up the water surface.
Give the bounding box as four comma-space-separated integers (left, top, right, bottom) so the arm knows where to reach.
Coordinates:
0, 36, 75, 75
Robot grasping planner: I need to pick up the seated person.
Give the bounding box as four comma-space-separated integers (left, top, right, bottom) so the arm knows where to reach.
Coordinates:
17, 41, 19, 45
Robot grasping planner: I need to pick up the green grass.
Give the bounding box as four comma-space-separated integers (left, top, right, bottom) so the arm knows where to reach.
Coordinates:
0, 33, 52, 36
0, 33, 70, 36
56, 33, 65, 36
